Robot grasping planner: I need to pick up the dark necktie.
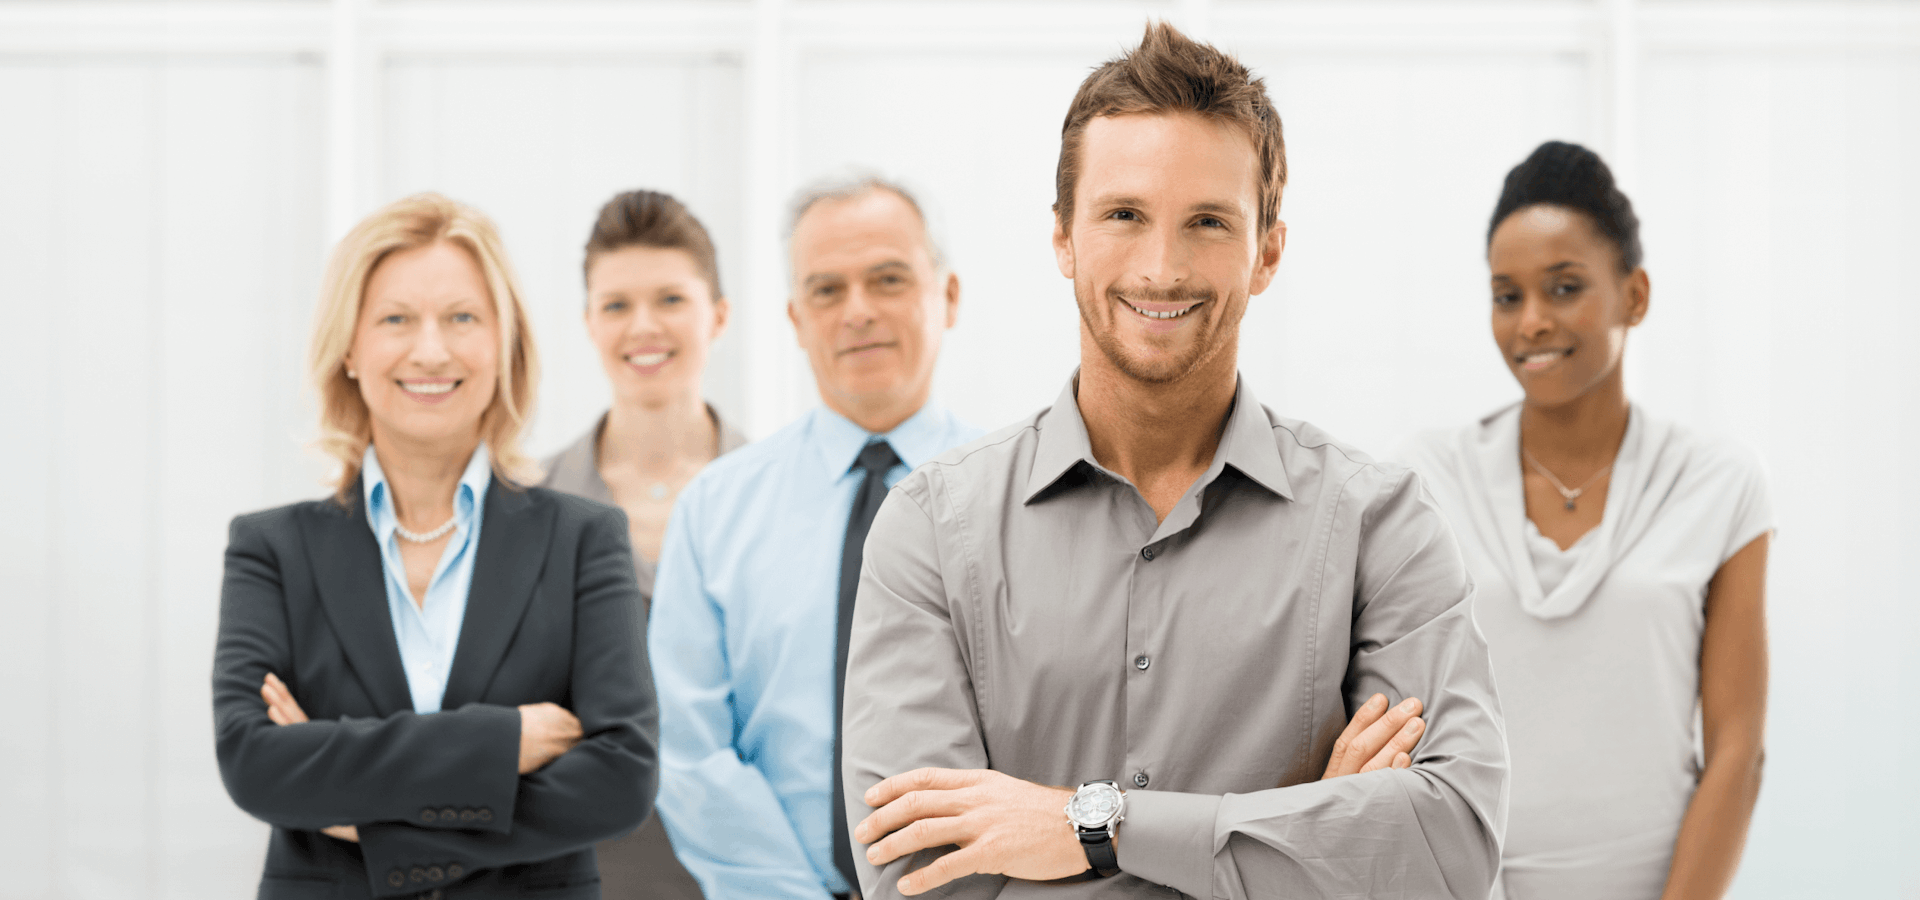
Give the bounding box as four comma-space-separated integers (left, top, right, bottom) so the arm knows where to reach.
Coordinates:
833, 439, 901, 891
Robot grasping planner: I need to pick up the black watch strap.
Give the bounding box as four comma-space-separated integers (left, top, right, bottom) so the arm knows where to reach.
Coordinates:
1077, 826, 1119, 878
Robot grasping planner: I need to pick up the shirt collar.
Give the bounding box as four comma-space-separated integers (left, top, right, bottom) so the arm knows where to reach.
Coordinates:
362, 442, 495, 535
1023, 370, 1293, 504
809, 400, 954, 481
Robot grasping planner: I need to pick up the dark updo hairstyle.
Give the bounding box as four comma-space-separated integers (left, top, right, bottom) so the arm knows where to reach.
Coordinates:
583, 190, 722, 299
1488, 141, 1642, 274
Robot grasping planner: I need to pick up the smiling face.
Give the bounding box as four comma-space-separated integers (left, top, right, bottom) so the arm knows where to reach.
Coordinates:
347, 240, 501, 452
787, 188, 958, 431
1488, 204, 1649, 407
585, 245, 728, 410
1054, 111, 1283, 386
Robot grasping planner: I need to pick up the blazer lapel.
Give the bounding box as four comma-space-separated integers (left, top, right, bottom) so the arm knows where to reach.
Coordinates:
442, 480, 556, 709
303, 484, 415, 715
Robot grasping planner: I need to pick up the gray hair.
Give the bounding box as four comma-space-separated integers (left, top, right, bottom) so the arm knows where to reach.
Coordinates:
787, 173, 947, 273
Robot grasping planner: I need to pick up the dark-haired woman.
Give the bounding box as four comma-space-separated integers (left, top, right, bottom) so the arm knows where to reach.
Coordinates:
541, 190, 743, 900
1398, 142, 1771, 900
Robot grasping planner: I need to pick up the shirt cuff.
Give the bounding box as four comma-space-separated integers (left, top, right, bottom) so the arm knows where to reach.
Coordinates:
1117, 790, 1218, 899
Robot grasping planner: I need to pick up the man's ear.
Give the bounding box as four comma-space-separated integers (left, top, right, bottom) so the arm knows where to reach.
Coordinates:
787, 300, 803, 347
710, 295, 731, 343
1247, 220, 1286, 297
943, 272, 960, 329
1052, 209, 1075, 280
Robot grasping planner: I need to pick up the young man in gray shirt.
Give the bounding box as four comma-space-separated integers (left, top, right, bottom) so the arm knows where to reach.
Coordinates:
840, 22, 1509, 900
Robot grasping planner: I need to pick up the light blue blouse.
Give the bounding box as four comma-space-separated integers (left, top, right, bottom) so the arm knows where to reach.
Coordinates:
361, 443, 492, 714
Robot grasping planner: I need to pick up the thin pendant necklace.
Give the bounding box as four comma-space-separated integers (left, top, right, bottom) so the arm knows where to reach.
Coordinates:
396, 515, 457, 543
1522, 448, 1613, 511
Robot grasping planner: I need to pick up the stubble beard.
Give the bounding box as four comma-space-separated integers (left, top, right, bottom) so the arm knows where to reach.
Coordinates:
1075, 278, 1242, 386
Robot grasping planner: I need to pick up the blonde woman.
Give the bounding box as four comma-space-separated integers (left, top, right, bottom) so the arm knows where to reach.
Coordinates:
540, 190, 741, 900
213, 193, 658, 899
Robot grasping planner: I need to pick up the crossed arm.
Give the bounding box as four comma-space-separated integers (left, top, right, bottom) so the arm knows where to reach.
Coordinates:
853, 693, 1431, 894
256, 672, 584, 843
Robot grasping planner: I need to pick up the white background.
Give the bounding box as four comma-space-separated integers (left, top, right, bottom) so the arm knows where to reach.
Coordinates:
1, 1, 1917, 898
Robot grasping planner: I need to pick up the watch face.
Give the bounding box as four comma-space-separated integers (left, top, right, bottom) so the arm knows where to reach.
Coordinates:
1069, 783, 1121, 827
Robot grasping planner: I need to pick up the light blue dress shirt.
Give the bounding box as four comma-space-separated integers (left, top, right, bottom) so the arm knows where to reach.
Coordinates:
361, 442, 492, 715
649, 403, 983, 899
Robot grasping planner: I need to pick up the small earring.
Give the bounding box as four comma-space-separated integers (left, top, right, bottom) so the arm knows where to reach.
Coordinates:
346, 368, 358, 380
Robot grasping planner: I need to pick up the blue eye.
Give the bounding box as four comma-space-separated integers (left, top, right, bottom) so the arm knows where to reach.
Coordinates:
381, 314, 406, 325
662, 295, 684, 305
452, 312, 478, 323
1197, 217, 1225, 229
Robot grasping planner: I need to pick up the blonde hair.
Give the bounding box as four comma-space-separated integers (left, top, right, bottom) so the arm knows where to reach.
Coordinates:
309, 192, 541, 501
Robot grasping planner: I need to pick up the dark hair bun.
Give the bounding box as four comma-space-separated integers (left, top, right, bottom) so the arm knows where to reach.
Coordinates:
1489, 140, 1642, 272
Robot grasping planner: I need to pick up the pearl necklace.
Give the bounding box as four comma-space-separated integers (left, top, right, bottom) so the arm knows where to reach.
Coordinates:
396, 516, 458, 543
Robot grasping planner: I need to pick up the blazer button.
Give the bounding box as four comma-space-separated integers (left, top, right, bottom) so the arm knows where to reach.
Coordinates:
426, 866, 444, 882
410, 866, 427, 884
447, 864, 464, 879
476, 809, 493, 823
459, 809, 477, 824
438, 807, 458, 824
419, 808, 436, 824
387, 870, 406, 888
1133, 772, 1149, 788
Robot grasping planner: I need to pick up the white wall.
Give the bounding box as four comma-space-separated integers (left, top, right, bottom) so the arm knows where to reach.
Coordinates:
1, 2, 1916, 898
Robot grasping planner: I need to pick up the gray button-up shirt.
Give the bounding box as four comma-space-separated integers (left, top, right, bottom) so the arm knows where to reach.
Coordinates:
843, 374, 1509, 900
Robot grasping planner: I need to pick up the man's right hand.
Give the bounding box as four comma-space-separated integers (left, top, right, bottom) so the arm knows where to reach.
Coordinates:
517, 702, 583, 774
1318, 693, 1425, 780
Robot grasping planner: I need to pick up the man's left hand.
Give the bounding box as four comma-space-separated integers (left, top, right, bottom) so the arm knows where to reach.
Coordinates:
854, 767, 1084, 896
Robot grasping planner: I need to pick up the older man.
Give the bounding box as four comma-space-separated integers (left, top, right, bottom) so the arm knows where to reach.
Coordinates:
646, 177, 984, 899
842, 23, 1509, 900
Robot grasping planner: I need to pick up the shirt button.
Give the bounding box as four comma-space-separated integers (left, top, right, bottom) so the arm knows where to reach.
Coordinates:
1134, 655, 1150, 671
1133, 772, 1149, 788
1140, 547, 1154, 561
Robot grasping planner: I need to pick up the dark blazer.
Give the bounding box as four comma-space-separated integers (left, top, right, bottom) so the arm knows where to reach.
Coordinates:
213, 478, 658, 899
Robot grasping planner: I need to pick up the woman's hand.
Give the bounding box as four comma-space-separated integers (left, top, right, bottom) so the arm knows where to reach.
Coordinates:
262, 674, 359, 842
517, 702, 583, 774
1319, 693, 1425, 780
261, 672, 309, 725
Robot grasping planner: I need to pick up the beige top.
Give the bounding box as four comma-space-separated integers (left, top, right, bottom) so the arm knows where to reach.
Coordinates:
539, 406, 748, 606
842, 374, 1511, 900
538, 404, 747, 900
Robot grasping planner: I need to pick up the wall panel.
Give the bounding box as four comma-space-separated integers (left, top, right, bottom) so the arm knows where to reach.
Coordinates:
51, 62, 162, 900
152, 60, 324, 900
1639, 48, 1920, 900
0, 61, 68, 900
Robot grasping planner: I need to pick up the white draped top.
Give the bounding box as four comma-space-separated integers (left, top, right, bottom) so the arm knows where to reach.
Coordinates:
1399, 403, 1772, 900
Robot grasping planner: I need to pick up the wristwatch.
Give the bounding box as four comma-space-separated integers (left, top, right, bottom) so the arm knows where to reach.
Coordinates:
1065, 780, 1126, 878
